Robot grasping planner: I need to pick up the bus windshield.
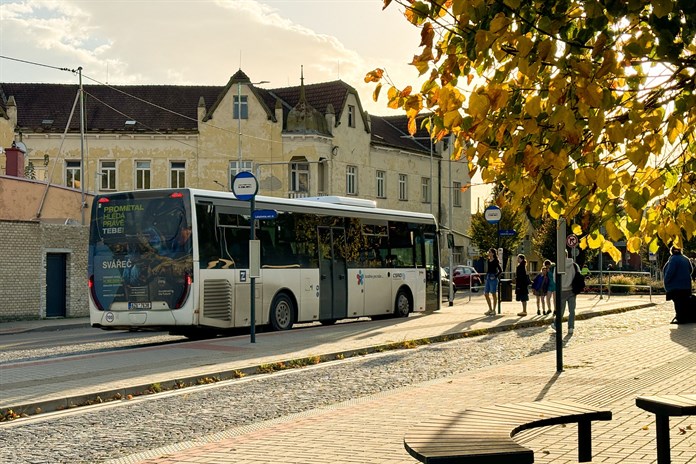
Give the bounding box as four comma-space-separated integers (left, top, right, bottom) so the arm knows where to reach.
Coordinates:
88, 190, 193, 311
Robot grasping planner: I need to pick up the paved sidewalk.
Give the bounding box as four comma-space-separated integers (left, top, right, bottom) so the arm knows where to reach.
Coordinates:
127, 310, 695, 464
1, 293, 655, 419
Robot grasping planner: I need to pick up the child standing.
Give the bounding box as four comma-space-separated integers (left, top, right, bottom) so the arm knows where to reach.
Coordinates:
531, 266, 550, 315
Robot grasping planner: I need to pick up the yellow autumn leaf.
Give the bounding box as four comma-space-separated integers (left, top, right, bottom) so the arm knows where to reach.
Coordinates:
605, 220, 623, 242
517, 35, 533, 57
468, 92, 491, 121
547, 201, 563, 220
525, 95, 542, 118
586, 231, 604, 249
572, 224, 583, 235
602, 241, 622, 263
627, 236, 642, 253
596, 166, 614, 190
372, 83, 382, 102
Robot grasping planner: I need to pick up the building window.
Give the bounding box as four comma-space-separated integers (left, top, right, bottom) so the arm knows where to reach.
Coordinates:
453, 181, 462, 207
135, 161, 151, 190
233, 95, 248, 119
100, 160, 116, 191
230, 160, 253, 187
421, 177, 431, 203
65, 160, 81, 189
347, 105, 356, 128
376, 170, 386, 198
399, 174, 408, 201
170, 161, 186, 188
290, 162, 309, 192
346, 165, 358, 195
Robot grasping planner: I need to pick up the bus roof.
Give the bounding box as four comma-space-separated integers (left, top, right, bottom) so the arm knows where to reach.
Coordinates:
100, 188, 437, 226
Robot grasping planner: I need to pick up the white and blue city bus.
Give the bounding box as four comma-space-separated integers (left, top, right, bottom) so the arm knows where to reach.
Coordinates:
88, 188, 441, 337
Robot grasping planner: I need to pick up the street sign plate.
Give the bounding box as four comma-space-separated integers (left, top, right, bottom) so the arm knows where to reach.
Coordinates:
499, 229, 516, 236
484, 205, 502, 224
252, 209, 278, 220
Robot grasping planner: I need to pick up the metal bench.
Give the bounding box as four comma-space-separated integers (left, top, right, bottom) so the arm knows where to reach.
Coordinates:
404, 400, 612, 463
635, 394, 696, 464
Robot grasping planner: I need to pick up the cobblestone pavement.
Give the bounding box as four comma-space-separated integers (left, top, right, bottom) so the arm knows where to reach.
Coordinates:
2, 302, 692, 464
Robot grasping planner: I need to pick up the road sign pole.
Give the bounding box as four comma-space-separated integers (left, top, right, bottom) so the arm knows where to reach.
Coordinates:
250, 196, 256, 344
497, 221, 501, 314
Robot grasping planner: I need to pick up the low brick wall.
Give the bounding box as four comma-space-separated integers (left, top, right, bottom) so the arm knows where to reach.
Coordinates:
0, 220, 89, 321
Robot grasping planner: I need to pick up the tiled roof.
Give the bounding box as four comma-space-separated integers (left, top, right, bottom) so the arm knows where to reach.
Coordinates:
1, 83, 223, 133
370, 114, 437, 156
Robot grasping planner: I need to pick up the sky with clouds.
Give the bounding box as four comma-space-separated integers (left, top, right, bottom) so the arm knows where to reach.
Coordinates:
0, 0, 490, 209
0, 0, 423, 115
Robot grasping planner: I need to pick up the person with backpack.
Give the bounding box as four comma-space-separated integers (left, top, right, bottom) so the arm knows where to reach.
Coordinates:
552, 251, 581, 335
663, 246, 694, 323
531, 266, 550, 315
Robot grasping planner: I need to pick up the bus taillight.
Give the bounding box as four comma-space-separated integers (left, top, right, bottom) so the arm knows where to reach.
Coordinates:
88, 275, 105, 310
174, 272, 192, 309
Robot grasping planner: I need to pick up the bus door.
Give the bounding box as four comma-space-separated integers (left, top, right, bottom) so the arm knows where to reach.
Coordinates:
318, 226, 347, 322
421, 231, 439, 311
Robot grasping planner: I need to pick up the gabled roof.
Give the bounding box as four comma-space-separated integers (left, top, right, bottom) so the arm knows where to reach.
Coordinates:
370, 114, 437, 156
262, 79, 369, 133
0, 83, 223, 133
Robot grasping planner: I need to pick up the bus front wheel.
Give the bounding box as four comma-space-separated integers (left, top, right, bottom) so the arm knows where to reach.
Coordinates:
270, 293, 295, 331
394, 290, 411, 318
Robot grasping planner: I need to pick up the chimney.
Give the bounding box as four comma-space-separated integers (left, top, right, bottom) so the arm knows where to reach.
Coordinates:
4, 142, 26, 177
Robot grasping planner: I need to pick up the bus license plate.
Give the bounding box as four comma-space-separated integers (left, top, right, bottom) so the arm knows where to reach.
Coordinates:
128, 302, 152, 310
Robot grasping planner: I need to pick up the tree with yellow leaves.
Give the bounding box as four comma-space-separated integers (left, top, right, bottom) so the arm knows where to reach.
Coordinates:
367, 0, 696, 262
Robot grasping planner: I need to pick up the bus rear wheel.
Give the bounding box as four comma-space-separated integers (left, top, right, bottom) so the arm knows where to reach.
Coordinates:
270, 293, 295, 331
394, 290, 411, 318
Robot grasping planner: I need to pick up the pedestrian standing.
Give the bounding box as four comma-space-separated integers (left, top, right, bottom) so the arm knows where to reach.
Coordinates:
483, 248, 502, 316
516, 254, 530, 316
553, 251, 577, 334
531, 266, 549, 315
544, 259, 555, 315
663, 246, 694, 323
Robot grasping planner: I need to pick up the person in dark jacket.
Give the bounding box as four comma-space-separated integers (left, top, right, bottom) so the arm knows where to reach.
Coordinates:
515, 254, 530, 316
663, 246, 693, 321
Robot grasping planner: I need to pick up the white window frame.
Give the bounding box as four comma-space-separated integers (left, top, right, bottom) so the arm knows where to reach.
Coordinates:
233, 95, 248, 119
135, 160, 151, 190
399, 174, 408, 201
170, 161, 186, 188
99, 160, 117, 191
421, 177, 431, 204
453, 181, 462, 207
376, 170, 386, 199
230, 160, 253, 187
65, 160, 81, 189
290, 162, 309, 192
346, 165, 358, 195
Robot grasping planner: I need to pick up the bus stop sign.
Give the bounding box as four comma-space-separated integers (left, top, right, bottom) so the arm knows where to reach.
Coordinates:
232, 171, 258, 201
484, 205, 502, 224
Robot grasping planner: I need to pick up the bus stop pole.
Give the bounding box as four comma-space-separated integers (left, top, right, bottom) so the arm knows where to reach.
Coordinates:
250, 196, 256, 343
556, 218, 566, 372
